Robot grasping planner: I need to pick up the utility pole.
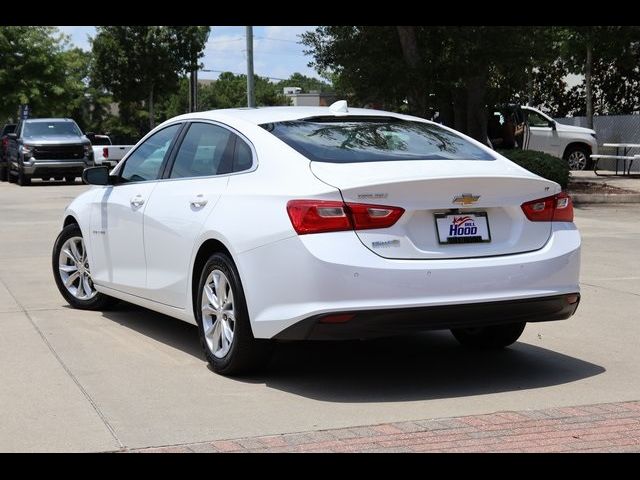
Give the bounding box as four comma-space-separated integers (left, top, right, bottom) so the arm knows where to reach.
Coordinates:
189, 69, 198, 113
246, 26, 255, 108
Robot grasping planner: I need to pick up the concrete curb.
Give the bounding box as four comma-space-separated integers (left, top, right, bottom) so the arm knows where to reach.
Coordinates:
571, 193, 640, 204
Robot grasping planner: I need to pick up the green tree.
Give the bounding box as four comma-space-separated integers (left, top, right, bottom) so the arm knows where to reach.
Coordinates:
302, 26, 558, 142
91, 26, 210, 131
199, 72, 288, 109
0, 26, 70, 121
275, 72, 332, 94
559, 26, 640, 117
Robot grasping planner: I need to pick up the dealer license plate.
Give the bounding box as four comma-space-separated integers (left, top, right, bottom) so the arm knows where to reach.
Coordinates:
435, 212, 491, 244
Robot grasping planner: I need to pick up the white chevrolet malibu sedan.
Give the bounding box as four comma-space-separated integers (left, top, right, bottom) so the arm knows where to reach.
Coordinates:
52, 103, 581, 375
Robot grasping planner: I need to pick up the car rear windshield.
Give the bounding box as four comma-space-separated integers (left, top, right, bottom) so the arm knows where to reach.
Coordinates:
260, 117, 495, 163
23, 121, 82, 137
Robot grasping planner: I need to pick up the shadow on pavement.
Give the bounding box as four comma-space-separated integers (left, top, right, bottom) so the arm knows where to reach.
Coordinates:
102, 303, 605, 403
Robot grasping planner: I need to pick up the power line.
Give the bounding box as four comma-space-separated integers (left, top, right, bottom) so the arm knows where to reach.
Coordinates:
200, 69, 289, 82
208, 37, 244, 44
254, 36, 301, 44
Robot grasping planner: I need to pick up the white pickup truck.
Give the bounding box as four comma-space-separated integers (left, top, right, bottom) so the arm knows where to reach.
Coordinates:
87, 134, 134, 168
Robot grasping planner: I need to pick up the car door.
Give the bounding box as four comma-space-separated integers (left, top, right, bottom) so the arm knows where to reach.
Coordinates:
524, 108, 560, 155
142, 121, 253, 308
89, 123, 183, 297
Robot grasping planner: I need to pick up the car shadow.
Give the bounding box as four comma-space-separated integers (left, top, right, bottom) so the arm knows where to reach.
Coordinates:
101, 302, 605, 403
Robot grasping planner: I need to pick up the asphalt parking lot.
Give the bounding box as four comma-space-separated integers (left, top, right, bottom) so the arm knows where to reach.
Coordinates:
1, 179, 639, 452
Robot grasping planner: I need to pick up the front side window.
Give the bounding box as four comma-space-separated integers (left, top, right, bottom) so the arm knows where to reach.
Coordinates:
120, 124, 181, 183
261, 117, 495, 163
527, 111, 551, 127
169, 123, 235, 179
23, 121, 82, 137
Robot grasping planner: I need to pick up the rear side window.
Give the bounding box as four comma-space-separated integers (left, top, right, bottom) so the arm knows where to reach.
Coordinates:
233, 138, 253, 172
261, 117, 495, 163
170, 123, 235, 179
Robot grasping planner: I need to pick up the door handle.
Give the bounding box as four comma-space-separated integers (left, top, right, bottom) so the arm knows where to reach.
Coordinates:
130, 195, 145, 207
190, 194, 208, 208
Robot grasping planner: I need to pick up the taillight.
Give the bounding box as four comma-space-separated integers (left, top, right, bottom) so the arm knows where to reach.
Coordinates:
287, 200, 404, 235
521, 192, 573, 222
102, 147, 108, 159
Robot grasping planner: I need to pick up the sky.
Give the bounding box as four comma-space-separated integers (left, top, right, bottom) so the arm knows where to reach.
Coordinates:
58, 26, 321, 81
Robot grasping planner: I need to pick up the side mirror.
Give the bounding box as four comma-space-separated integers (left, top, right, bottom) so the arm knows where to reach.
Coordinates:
7, 132, 17, 139
548, 120, 557, 130
82, 166, 111, 186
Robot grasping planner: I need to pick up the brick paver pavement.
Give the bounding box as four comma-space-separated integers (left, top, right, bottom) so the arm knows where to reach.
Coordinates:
129, 400, 640, 453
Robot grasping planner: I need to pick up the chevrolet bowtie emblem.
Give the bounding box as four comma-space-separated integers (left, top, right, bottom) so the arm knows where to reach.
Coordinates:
452, 194, 480, 206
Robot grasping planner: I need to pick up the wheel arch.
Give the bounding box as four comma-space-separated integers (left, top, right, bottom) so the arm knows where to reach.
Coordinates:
562, 142, 592, 159
63, 215, 79, 228
191, 238, 235, 320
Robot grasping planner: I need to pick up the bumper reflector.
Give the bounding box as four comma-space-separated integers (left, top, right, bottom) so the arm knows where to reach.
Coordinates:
319, 314, 355, 324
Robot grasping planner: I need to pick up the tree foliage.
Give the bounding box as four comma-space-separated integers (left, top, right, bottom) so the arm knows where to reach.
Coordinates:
274, 72, 332, 93
302, 26, 558, 142
91, 26, 210, 130
0, 27, 69, 121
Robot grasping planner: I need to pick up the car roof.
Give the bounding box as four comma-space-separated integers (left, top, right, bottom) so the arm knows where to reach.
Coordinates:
23, 118, 75, 123
168, 106, 408, 126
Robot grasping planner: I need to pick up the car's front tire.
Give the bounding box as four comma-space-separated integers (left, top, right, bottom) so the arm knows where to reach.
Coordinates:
17, 167, 30, 186
52, 223, 115, 310
451, 322, 526, 349
196, 252, 272, 376
564, 145, 591, 171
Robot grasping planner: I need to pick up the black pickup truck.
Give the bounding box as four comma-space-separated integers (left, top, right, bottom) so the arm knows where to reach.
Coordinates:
6, 118, 94, 186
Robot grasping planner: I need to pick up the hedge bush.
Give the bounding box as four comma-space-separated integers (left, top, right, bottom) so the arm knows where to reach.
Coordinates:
496, 149, 570, 189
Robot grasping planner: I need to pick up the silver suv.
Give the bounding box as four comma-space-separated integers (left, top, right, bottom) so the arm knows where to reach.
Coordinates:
6, 118, 94, 186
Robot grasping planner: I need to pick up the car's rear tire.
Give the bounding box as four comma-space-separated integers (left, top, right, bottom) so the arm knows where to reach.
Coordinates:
0, 163, 7, 182
7, 167, 16, 183
65, 176, 76, 184
564, 145, 591, 171
196, 252, 272, 376
451, 322, 526, 349
17, 167, 30, 186
52, 223, 115, 310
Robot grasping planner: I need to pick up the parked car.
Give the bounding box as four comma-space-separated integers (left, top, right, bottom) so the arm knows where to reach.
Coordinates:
86, 133, 135, 168
0, 123, 17, 181
6, 118, 94, 186
490, 105, 598, 170
52, 104, 581, 376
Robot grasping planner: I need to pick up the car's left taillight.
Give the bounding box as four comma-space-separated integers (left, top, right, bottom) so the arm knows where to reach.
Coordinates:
521, 192, 574, 222
286, 200, 404, 235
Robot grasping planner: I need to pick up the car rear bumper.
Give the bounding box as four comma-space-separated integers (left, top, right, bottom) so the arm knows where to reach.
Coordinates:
274, 293, 580, 340
237, 223, 581, 339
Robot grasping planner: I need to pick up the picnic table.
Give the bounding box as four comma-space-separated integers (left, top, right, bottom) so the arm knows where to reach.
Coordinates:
591, 143, 640, 176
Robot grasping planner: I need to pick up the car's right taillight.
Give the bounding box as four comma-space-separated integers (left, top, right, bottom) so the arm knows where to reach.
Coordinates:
286, 200, 404, 235
102, 147, 108, 159
521, 192, 574, 222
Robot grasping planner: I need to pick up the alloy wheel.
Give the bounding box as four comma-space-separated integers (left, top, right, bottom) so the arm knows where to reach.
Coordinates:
568, 151, 587, 170
58, 236, 97, 300
201, 269, 236, 358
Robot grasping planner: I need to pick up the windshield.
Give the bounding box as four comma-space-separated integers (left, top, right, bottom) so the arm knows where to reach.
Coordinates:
24, 121, 82, 137
261, 117, 495, 163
